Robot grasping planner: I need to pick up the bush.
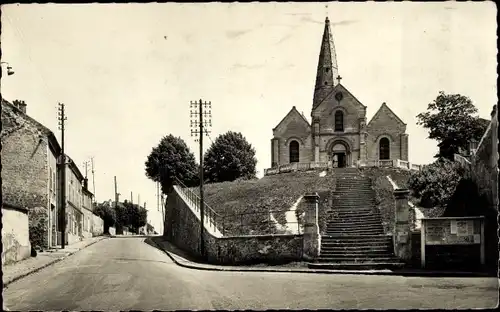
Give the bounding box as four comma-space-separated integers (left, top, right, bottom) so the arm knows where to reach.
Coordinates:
408, 159, 465, 210
28, 207, 49, 250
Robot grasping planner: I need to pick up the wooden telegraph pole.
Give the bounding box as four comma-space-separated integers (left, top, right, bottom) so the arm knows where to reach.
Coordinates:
190, 99, 212, 258
58, 103, 67, 249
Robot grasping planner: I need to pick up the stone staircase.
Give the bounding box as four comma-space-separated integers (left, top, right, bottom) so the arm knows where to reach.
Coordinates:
309, 167, 404, 270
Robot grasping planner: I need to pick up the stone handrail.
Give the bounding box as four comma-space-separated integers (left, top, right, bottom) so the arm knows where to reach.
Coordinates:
265, 159, 421, 176
173, 177, 222, 236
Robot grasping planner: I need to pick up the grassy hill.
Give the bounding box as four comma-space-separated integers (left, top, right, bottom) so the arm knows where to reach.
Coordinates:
190, 171, 336, 236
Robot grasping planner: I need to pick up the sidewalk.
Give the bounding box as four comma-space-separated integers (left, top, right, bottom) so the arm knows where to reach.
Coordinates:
148, 236, 496, 277
2, 235, 108, 288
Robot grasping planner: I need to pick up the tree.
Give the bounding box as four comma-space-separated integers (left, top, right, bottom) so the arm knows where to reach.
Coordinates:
408, 159, 465, 210
122, 201, 148, 233
94, 201, 116, 234
145, 134, 199, 194
204, 131, 257, 183
416, 91, 489, 160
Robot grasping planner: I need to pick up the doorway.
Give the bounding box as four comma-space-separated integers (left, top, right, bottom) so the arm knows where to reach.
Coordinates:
333, 152, 347, 168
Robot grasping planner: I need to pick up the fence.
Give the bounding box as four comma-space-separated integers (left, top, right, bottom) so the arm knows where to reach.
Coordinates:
174, 178, 301, 236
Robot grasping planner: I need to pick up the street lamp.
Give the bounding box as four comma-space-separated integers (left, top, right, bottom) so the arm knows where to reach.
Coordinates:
1, 62, 15, 76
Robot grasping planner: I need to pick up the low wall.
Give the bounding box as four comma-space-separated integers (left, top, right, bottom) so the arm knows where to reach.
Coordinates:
207, 234, 303, 265
2, 204, 32, 266
91, 213, 104, 236
165, 187, 304, 265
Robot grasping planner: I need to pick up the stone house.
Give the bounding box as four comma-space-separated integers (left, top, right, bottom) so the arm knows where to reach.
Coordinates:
1, 99, 61, 249
271, 17, 409, 168
61, 156, 85, 245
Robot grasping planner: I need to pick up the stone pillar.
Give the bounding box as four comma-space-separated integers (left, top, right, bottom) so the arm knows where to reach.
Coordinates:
303, 192, 321, 260
393, 189, 412, 263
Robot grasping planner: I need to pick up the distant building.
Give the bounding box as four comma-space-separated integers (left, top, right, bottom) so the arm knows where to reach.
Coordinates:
81, 177, 95, 239
1, 99, 61, 249
271, 17, 409, 168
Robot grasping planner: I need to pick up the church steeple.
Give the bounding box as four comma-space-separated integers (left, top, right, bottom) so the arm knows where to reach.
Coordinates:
312, 16, 339, 111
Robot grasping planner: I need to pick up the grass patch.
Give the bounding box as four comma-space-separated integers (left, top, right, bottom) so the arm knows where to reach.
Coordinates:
190, 170, 336, 236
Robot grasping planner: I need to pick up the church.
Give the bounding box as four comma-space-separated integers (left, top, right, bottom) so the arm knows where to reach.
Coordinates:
271, 17, 409, 168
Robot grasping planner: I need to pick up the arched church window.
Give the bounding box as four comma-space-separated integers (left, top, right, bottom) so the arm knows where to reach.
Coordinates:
334, 111, 344, 132
325, 68, 330, 73
379, 137, 390, 160
289, 140, 300, 163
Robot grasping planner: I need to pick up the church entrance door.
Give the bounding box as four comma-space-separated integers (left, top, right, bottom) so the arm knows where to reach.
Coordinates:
331, 142, 349, 168
333, 152, 346, 168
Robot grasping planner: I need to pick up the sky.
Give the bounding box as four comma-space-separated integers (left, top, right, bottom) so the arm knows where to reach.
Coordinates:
1, 2, 497, 233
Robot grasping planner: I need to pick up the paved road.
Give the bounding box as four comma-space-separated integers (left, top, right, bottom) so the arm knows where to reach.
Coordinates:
3, 237, 498, 310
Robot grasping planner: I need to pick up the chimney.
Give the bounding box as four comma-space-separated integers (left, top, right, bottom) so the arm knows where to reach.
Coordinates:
491, 105, 497, 118
13, 100, 27, 114
83, 177, 89, 190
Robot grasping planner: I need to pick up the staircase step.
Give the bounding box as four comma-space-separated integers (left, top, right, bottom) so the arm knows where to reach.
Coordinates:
315, 256, 400, 263
319, 251, 394, 257
308, 262, 405, 270
326, 226, 383, 231
325, 230, 384, 235
322, 234, 392, 241
321, 246, 392, 252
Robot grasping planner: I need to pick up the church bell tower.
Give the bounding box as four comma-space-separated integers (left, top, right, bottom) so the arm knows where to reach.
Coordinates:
312, 16, 340, 162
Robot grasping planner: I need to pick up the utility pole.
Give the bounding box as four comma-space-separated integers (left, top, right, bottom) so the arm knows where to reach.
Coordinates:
190, 99, 212, 258
58, 103, 67, 249
131, 191, 133, 205
138, 194, 140, 208
90, 157, 96, 202
114, 176, 119, 209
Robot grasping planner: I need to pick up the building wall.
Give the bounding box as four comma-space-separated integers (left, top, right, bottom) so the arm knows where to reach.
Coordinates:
47, 146, 58, 247
366, 105, 407, 162
1, 205, 31, 265
1, 120, 50, 249
272, 110, 313, 166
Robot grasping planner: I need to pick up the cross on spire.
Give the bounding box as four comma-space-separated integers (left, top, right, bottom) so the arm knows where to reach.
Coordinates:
336, 75, 342, 84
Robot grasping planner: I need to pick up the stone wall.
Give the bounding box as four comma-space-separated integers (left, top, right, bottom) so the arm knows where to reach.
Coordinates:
206, 235, 303, 265
1, 116, 51, 249
165, 187, 304, 265
91, 213, 104, 236
1, 204, 31, 265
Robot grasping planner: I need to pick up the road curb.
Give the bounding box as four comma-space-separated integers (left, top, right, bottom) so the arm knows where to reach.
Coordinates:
3, 236, 108, 288
149, 239, 496, 277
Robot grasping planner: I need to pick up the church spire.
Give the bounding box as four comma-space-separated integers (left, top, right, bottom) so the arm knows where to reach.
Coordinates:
312, 16, 339, 111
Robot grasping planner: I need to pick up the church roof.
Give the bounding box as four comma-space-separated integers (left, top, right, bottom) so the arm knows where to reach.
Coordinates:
312, 82, 367, 114
367, 102, 406, 127
273, 106, 310, 131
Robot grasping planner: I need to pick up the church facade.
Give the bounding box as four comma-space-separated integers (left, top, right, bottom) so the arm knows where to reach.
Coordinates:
270, 17, 409, 168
